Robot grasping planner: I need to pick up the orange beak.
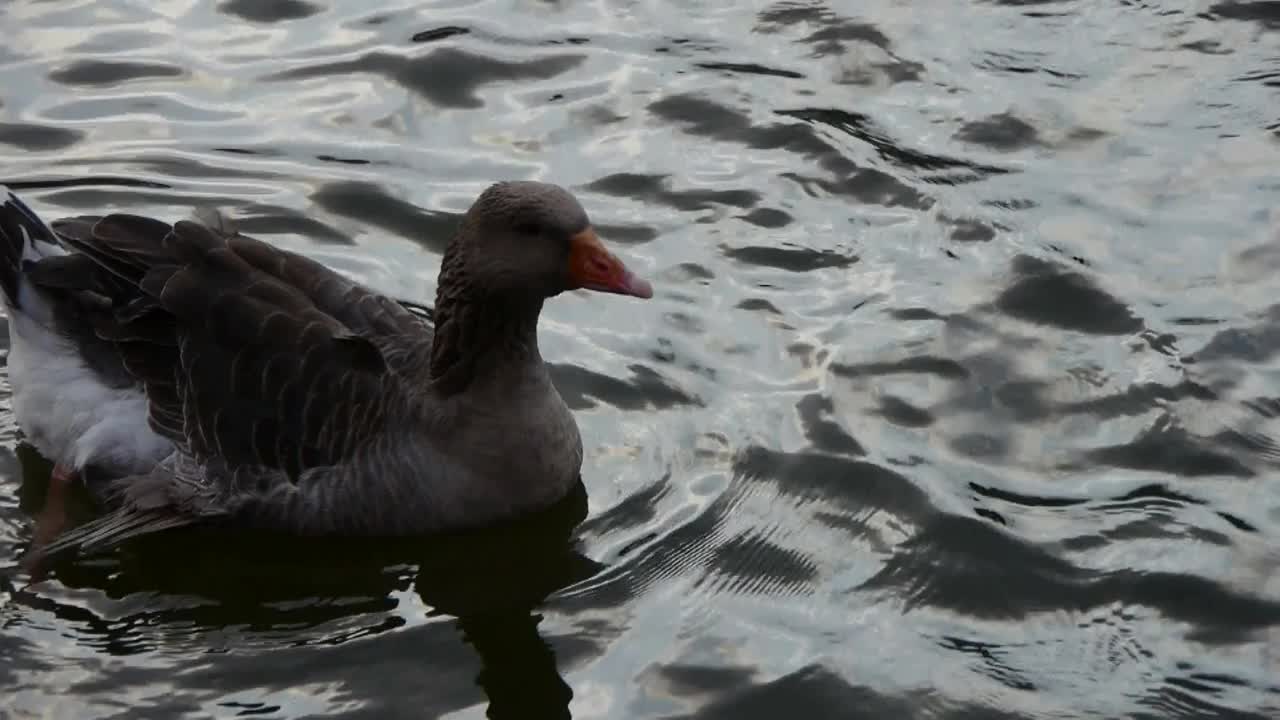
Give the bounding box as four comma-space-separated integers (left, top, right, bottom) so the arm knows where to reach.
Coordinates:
567, 227, 653, 299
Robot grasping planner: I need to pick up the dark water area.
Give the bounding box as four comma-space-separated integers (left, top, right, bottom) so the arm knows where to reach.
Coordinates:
2, 0, 1280, 717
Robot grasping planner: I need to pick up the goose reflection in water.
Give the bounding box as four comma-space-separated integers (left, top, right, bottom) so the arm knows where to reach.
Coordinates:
7, 442, 600, 720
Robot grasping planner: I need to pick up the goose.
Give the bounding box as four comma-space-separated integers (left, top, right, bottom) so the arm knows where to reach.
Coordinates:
0, 181, 652, 563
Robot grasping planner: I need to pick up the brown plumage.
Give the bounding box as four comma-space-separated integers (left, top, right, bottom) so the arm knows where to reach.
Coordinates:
0, 181, 652, 563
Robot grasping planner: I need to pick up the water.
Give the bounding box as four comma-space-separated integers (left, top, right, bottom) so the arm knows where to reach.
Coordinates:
2, 0, 1279, 717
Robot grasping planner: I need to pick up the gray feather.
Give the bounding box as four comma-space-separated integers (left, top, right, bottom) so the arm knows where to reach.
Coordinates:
13, 181, 603, 560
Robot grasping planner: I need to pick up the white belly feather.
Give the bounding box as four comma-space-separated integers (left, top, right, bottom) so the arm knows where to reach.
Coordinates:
6, 302, 172, 476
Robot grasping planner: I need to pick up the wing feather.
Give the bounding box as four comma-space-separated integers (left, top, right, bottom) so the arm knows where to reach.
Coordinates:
49, 210, 432, 479
21, 207, 441, 562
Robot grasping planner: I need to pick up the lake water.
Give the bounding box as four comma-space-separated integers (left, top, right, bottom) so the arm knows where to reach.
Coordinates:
2, 0, 1280, 717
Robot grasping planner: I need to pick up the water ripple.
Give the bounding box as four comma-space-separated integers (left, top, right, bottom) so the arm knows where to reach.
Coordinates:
3, 0, 1280, 718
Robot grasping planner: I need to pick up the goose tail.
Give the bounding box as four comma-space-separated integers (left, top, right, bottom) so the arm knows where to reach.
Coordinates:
0, 187, 63, 325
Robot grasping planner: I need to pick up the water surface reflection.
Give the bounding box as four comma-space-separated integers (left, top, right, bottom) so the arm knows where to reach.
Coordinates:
3, 0, 1280, 717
